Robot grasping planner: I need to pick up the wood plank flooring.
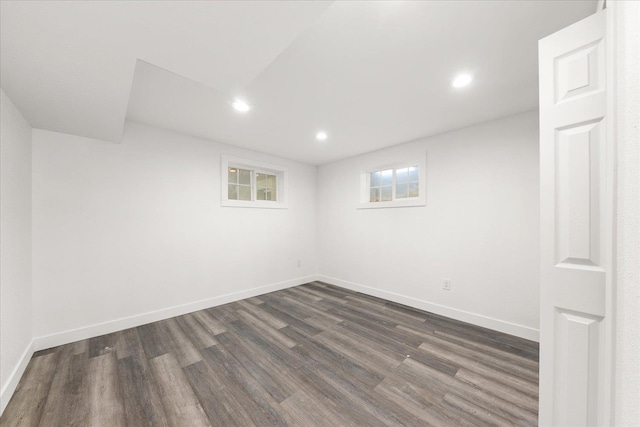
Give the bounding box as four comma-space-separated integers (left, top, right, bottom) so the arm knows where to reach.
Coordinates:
1, 282, 539, 426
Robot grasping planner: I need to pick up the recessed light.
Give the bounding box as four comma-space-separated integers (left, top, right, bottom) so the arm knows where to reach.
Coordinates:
452, 73, 473, 88
316, 131, 328, 141
232, 99, 251, 112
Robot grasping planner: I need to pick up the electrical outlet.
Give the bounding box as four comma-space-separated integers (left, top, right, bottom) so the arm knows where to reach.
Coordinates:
443, 278, 451, 291
297, 260, 301, 268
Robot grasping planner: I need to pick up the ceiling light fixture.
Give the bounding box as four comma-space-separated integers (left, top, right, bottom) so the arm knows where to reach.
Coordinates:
316, 131, 328, 141
232, 98, 251, 112
452, 73, 473, 88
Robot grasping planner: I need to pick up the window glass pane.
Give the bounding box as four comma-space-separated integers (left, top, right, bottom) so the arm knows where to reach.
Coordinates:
255, 174, 277, 201
266, 174, 277, 189
257, 188, 276, 201
370, 171, 381, 187
256, 173, 266, 189
408, 166, 419, 182
239, 185, 251, 201
370, 187, 380, 202
396, 183, 408, 198
381, 185, 392, 201
239, 169, 251, 185
396, 168, 408, 183
228, 184, 238, 200
228, 168, 238, 184
408, 182, 419, 197
381, 169, 393, 186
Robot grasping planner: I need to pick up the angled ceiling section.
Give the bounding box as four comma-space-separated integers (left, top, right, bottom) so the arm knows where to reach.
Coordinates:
2, 1, 596, 164
126, 60, 243, 144
127, 0, 596, 165
0, 1, 332, 142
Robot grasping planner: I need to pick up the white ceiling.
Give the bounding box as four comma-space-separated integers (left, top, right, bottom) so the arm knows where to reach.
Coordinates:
0, 1, 332, 141
1, 1, 596, 165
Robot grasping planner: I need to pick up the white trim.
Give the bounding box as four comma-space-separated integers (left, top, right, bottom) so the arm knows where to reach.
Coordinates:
602, 3, 619, 423
33, 275, 317, 352
358, 155, 427, 209
613, 1, 640, 424
357, 197, 426, 210
318, 275, 540, 342
221, 154, 288, 209
1, 339, 34, 416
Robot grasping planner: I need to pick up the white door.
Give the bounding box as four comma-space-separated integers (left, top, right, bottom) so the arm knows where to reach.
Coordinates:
539, 10, 614, 427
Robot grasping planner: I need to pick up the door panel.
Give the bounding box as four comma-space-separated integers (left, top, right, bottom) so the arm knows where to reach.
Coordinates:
539, 10, 610, 426
554, 309, 602, 427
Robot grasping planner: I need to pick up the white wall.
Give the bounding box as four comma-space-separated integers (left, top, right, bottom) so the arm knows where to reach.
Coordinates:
32, 121, 317, 347
614, 1, 640, 425
0, 90, 33, 413
317, 111, 540, 340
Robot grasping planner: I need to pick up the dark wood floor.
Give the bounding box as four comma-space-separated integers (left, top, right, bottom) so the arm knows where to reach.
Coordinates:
1, 282, 539, 427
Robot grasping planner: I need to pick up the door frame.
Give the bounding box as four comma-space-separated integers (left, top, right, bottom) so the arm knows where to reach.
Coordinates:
602, 1, 618, 423
607, 1, 640, 425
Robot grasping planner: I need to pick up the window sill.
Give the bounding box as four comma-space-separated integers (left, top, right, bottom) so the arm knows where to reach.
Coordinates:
357, 198, 426, 209
221, 199, 288, 209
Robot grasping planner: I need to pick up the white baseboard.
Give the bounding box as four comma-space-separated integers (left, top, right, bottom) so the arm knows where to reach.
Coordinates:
1, 338, 34, 416
33, 275, 318, 352
318, 275, 540, 342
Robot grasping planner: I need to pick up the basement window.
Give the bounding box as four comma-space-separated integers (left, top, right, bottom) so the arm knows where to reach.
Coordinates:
221, 155, 288, 209
359, 157, 426, 209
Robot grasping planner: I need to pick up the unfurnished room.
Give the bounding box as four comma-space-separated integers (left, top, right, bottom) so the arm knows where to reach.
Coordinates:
0, 1, 638, 426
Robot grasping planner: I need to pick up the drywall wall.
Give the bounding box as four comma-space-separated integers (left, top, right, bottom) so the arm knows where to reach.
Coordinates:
31, 121, 317, 347
614, 1, 640, 425
317, 111, 540, 340
0, 90, 33, 413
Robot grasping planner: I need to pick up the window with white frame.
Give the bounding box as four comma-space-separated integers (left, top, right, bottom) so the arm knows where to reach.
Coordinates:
359, 157, 426, 209
221, 155, 288, 209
